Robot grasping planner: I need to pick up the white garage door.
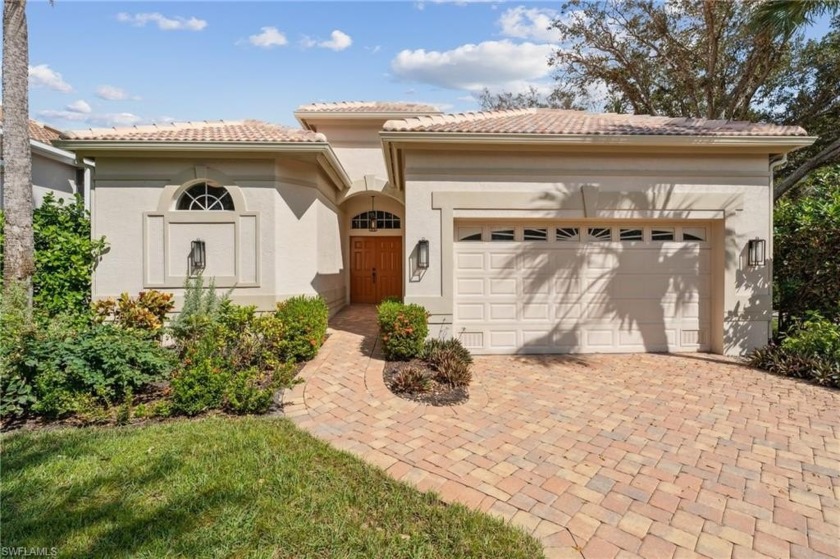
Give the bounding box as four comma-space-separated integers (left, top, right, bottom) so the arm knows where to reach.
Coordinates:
453, 223, 712, 354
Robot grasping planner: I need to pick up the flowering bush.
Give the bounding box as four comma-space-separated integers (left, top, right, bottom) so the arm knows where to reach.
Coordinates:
377, 301, 429, 360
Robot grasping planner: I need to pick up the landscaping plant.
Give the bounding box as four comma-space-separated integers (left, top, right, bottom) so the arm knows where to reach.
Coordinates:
274, 295, 329, 361
92, 290, 175, 333
377, 300, 429, 360
1, 194, 108, 318
748, 313, 840, 388
774, 166, 840, 332
169, 280, 315, 416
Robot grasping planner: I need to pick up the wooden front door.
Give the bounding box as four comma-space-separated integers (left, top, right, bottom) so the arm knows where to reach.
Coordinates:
350, 236, 402, 304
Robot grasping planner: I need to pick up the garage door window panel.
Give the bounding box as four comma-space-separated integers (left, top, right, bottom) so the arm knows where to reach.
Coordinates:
619, 228, 644, 242
556, 227, 580, 242
651, 227, 675, 241
681, 227, 707, 242
588, 227, 613, 242
490, 228, 516, 241
523, 228, 548, 241
458, 227, 483, 242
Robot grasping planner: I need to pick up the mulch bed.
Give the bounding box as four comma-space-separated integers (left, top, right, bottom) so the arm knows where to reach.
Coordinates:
383, 359, 469, 406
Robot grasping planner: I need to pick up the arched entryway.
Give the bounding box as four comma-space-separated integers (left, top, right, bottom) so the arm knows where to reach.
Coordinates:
343, 192, 404, 304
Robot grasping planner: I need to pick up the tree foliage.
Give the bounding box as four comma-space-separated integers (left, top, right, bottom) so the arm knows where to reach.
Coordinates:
548, 0, 792, 120
751, 0, 839, 38
478, 85, 583, 112
760, 18, 840, 199
773, 165, 840, 331
0, 193, 107, 318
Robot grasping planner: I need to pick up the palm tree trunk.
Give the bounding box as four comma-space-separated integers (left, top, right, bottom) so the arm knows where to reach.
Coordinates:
2, 0, 35, 296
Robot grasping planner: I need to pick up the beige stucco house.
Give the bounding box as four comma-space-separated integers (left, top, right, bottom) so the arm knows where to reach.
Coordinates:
55, 102, 814, 356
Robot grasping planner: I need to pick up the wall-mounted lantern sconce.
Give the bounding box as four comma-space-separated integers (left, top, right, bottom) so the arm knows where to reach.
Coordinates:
368, 196, 378, 232
417, 238, 430, 269
747, 238, 766, 267
190, 239, 206, 275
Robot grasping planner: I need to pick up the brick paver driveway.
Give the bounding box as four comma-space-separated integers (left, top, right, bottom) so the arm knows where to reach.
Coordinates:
284, 306, 840, 559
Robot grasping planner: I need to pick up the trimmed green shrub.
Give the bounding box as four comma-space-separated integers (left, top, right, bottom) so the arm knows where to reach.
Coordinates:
274, 295, 329, 362
377, 301, 429, 360
223, 367, 275, 414
170, 358, 232, 416
1, 193, 108, 319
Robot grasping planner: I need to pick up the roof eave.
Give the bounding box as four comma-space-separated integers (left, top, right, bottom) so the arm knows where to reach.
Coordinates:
380, 132, 817, 190
52, 140, 352, 191
379, 131, 817, 150
29, 139, 79, 167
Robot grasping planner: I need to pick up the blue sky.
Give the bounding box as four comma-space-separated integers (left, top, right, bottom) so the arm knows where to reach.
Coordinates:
23, 1, 833, 131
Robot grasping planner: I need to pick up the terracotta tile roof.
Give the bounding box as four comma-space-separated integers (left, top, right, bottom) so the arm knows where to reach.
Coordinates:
0, 106, 63, 143
296, 101, 441, 114
60, 120, 326, 142
383, 108, 808, 137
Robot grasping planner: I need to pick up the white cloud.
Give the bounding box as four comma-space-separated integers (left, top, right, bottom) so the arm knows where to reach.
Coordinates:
366, 45, 382, 54
66, 100, 91, 114
28, 64, 72, 93
249, 26, 288, 48
39, 108, 142, 127
391, 40, 554, 92
320, 30, 353, 51
498, 6, 561, 43
300, 29, 353, 51
95, 85, 140, 101
116, 12, 207, 31
416, 0, 504, 8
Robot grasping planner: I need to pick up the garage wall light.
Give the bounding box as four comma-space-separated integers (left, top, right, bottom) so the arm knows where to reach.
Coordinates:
417, 238, 430, 269
190, 239, 206, 275
747, 238, 766, 267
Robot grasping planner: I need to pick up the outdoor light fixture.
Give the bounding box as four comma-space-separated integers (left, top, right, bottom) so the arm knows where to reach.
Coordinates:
368, 196, 378, 232
190, 239, 206, 275
417, 238, 430, 269
747, 238, 766, 267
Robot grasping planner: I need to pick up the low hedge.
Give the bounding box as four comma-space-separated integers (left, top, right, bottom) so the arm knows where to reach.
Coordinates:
275, 295, 329, 362
377, 301, 429, 360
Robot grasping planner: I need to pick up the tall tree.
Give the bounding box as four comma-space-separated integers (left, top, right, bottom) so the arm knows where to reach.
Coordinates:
548, 0, 793, 121
2, 0, 34, 296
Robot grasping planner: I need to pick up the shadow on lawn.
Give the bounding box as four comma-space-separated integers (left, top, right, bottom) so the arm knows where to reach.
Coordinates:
1, 428, 247, 559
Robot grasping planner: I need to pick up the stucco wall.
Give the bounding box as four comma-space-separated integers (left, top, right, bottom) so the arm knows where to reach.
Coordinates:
401, 149, 773, 356
0, 152, 77, 209
92, 155, 346, 314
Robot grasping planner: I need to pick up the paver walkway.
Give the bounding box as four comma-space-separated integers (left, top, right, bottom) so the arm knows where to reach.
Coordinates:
284, 305, 840, 559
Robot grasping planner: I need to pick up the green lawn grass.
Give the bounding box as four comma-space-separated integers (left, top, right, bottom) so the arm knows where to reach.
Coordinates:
1, 416, 544, 559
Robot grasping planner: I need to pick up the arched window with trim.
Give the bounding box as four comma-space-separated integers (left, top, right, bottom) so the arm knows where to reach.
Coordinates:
177, 182, 235, 211
351, 210, 401, 230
